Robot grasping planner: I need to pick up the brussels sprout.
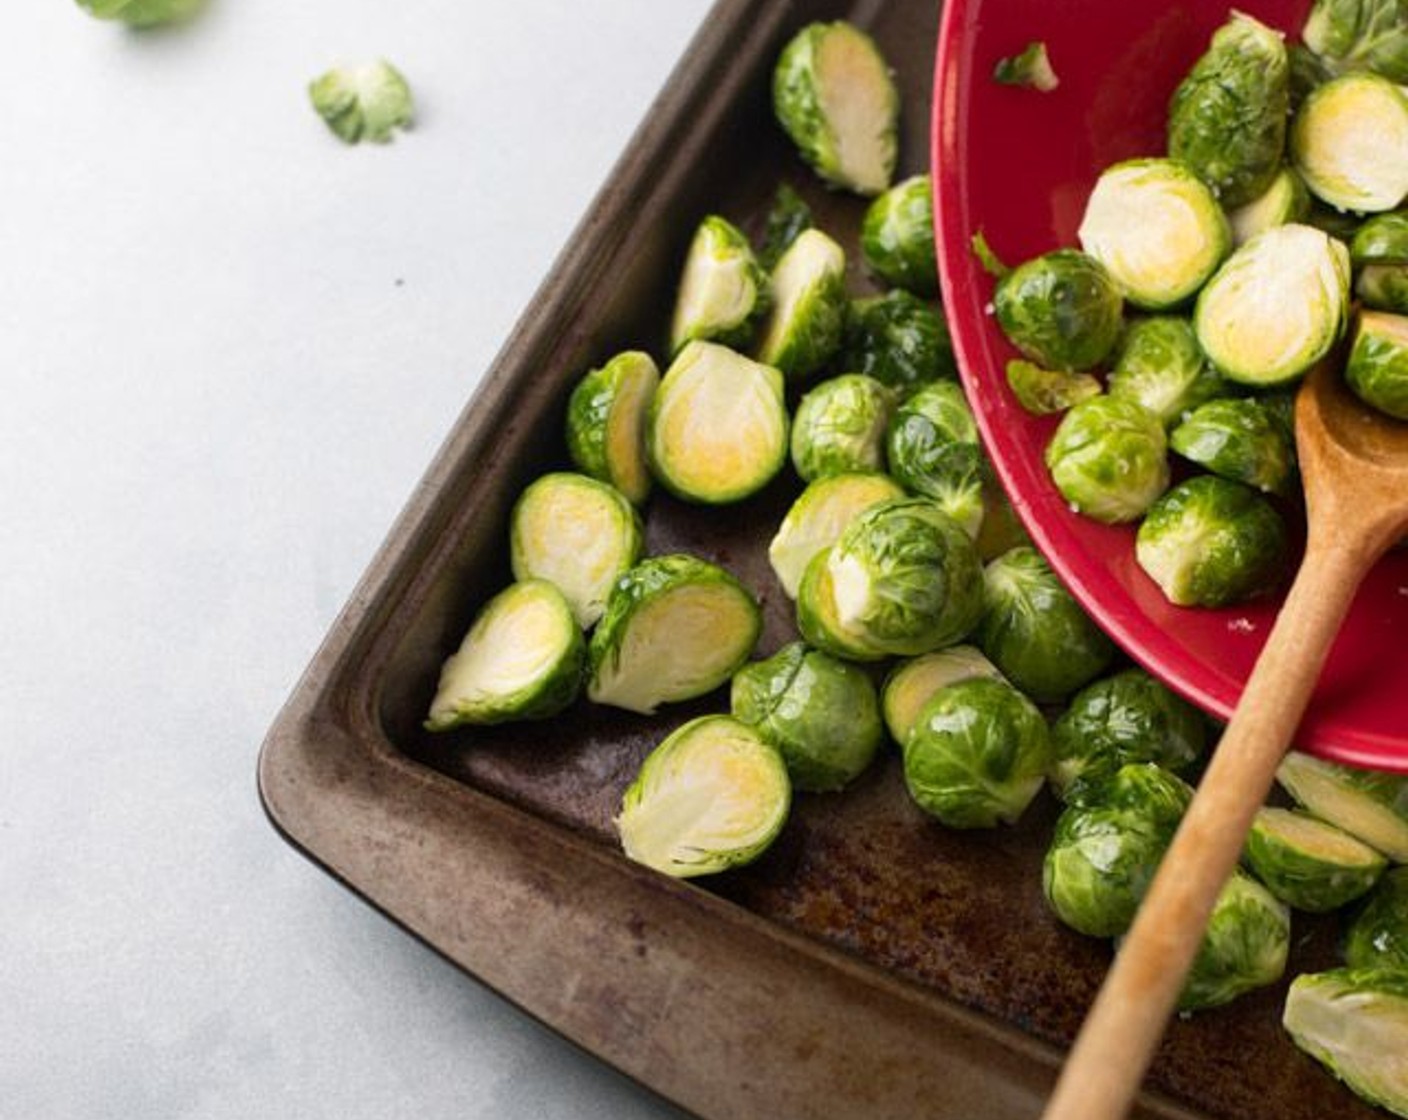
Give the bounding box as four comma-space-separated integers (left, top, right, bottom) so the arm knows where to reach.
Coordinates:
994, 250, 1125, 371
1169, 397, 1297, 495
977, 546, 1114, 704
565, 350, 660, 505
1228, 167, 1313, 248
617, 715, 790, 878
795, 547, 888, 662
1194, 224, 1352, 386
993, 41, 1059, 91
881, 645, 1005, 746
902, 678, 1051, 828
587, 555, 761, 714
1283, 968, 1408, 1117
885, 381, 986, 537
1292, 73, 1408, 213
1302, 0, 1408, 84
1044, 396, 1169, 523
1135, 475, 1288, 608
758, 182, 814, 271
772, 21, 899, 196
76, 0, 203, 25
308, 60, 414, 145
1107, 316, 1228, 427
1167, 12, 1289, 208
1005, 361, 1102, 416
1352, 211, 1408, 313
1177, 869, 1290, 1012
768, 472, 906, 599
1078, 159, 1232, 310
825, 497, 986, 657
860, 176, 939, 297
731, 642, 883, 792
1277, 751, 1408, 862
509, 473, 644, 628
1244, 807, 1387, 913
838, 290, 957, 395
425, 580, 585, 730
1049, 668, 1209, 806
669, 215, 771, 355
790, 374, 893, 482
1345, 867, 1408, 971
647, 341, 788, 504
755, 229, 849, 382
1346, 310, 1408, 419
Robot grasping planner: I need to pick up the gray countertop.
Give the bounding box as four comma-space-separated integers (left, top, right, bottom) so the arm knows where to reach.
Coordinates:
1, 2, 709, 1116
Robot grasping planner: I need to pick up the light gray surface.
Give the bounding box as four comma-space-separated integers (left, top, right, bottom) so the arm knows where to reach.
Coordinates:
1, 1, 710, 1116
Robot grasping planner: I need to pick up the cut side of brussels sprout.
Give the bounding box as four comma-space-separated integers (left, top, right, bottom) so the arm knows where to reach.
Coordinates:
309, 60, 415, 145
838, 289, 957, 395
1345, 867, 1408, 972
885, 380, 986, 538
588, 555, 761, 714
647, 341, 788, 504
617, 715, 790, 878
1177, 869, 1290, 1012
1169, 397, 1297, 495
1228, 167, 1312, 247
768, 472, 906, 599
994, 250, 1125, 371
796, 547, 888, 662
565, 350, 660, 505
1045, 395, 1169, 523
1346, 310, 1408, 419
425, 580, 584, 730
1302, 0, 1408, 84
1277, 751, 1408, 862
1292, 73, 1408, 214
1245, 806, 1387, 913
881, 645, 1005, 746
670, 215, 771, 355
993, 40, 1059, 91
1005, 361, 1102, 416
755, 229, 848, 382
790, 374, 893, 482
860, 175, 939, 296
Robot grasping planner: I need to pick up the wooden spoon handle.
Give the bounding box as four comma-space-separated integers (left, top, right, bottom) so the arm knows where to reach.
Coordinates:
1041, 537, 1374, 1120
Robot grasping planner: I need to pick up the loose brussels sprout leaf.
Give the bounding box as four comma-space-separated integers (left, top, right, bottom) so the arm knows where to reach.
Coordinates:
647, 341, 788, 504
1283, 968, 1408, 1117
588, 555, 761, 714
885, 381, 986, 537
977, 545, 1115, 704
1302, 0, 1408, 84
790, 374, 893, 482
425, 580, 584, 730
796, 547, 889, 662
755, 229, 848, 382
1345, 867, 1408, 971
994, 250, 1125, 371
1353, 211, 1408, 312
1346, 310, 1408, 419
1107, 316, 1227, 427
1078, 159, 1232, 310
565, 350, 660, 505
1277, 750, 1408, 862
1169, 397, 1297, 495
902, 678, 1051, 828
992, 40, 1059, 91
768, 472, 906, 599
1177, 869, 1290, 1012
731, 642, 883, 792
1044, 396, 1169, 523
758, 183, 814, 271
670, 215, 771, 355
1005, 360, 1102, 416
1135, 475, 1288, 608
772, 21, 899, 196
1291, 73, 1408, 213
1194, 224, 1351, 386
861, 175, 939, 296
827, 497, 986, 656
509, 473, 643, 629
1167, 12, 1289, 208
309, 60, 414, 145
1228, 167, 1313, 247
970, 230, 1011, 279
1245, 806, 1387, 913
881, 645, 1005, 746
1049, 669, 1208, 806
77, 0, 203, 24
617, 715, 790, 878
838, 290, 957, 395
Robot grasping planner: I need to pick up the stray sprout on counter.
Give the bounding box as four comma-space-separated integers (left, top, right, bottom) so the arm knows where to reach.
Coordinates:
309, 60, 414, 145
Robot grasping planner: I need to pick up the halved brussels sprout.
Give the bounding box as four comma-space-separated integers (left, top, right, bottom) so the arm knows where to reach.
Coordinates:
1277, 751, 1408, 862
790, 374, 893, 482
1167, 12, 1289, 208
993, 40, 1059, 91
1107, 316, 1227, 427
1352, 211, 1408, 313
1244, 806, 1387, 913
565, 350, 660, 505
885, 380, 986, 538
758, 182, 814, 271
647, 341, 788, 504
1292, 72, 1408, 213
860, 175, 939, 296
772, 21, 899, 196
1005, 360, 1102, 416
1228, 166, 1313, 247
977, 545, 1114, 704
795, 546, 888, 662
588, 555, 761, 714
1345, 867, 1408, 971
1077, 158, 1232, 309
617, 714, 790, 878
994, 250, 1125, 371
754, 228, 848, 382
881, 645, 1005, 746
1177, 869, 1290, 1012
1346, 310, 1408, 419
1302, 0, 1408, 83
768, 472, 906, 599
425, 580, 584, 730
731, 641, 883, 792
509, 473, 644, 628
838, 290, 957, 395
1194, 224, 1351, 386
1169, 397, 1297, 495
902, 677, 1051, 828
669, 215, 771, 355
1044, 396, 1169, 523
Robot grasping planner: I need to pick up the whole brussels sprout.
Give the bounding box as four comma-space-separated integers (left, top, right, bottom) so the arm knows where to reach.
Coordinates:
1346, 310, 1408, 420
1097, 761, 1196, 826
1302, 0, 1408, 84
1107, 316, 1227, 427
994, 250, 1124, 371
885, 380, 986, 537
1352, 211, 1408, 313
1277, 750, 1408, 862
1044, 395, 1169, 523
768, 472, 906, 599
790, 374, 894, 481
565, 350, 660, 505
1344, 867, 1408, 971
838, 290, 957, 395
902, 677, 1051, 828
861, 175, 939, 297
1227, 166, 1313, 247
1169, 397, 1297, 495
669, 215, 771, 355
755, 229, 849, 382
881, 645, 1005, 746
1245, 806, 1387, 913
1176, 869, 1289, 1012
1291, 72, 1408, 214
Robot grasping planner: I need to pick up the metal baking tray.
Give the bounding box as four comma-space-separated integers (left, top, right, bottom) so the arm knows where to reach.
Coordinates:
258, 1, 1377, 1116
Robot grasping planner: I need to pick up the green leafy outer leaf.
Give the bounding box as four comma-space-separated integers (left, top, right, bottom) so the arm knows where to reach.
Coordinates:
1177, 869, 1289, 1011
885, 380, 986, 536
1346, 310, 1408, 419
993, 41, 1060, 91
1169, 397, 1298, 494
994, 250, 1124, 371
860, 175, 939, 296
1044, 395, 1169, 523
1244, 807, 1386, 913
565, 350, 660, 505
1344, 867, 1408, 970
309, 60, 414, 145
839, 290, 957, 396
77, 0, 203, 26
790, 374, 893, 482
1302, 0, 1408, 83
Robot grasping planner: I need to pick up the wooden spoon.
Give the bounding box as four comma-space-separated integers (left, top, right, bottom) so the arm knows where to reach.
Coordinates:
1042, 358, 1408, 1120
